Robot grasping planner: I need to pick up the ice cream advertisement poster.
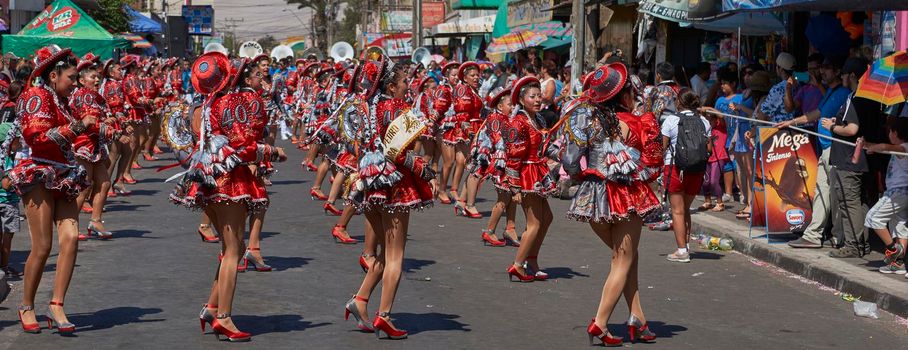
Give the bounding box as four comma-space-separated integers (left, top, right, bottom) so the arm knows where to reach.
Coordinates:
752, 127, 818, 233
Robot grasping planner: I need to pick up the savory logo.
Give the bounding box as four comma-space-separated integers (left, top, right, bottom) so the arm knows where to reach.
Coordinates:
48, 7, 80, 32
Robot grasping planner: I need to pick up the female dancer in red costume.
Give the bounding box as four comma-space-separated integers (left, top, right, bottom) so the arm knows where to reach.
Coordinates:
69, 53, 117, 240
413, 74, 439, 171
12, 46, 92, 335
474, 87, 520, 246
451, 62, 484, 218
327, 64, 365, 244
504, 76, 558, 282
561, 63, 662, 346
120, 56, 146, 185
142, 60, 165, 162
100, 59, 137, 197
171, 53, 286, 342
433, 62, 458, 204
343, 57, 435, 339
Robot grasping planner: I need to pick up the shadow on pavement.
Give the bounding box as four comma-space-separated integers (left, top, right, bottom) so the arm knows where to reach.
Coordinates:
111, 230, 155, 239
688, 251, 725, 260
67, 306, 165, 332
126, 190, 159, 197
264, 256, 312, 271
393, 312, 470, 335
403, 258, 435, 273
259, 231, 282, 240
542, 267, 590, 279
647, 320, 687, 338
104, 204, 152, 212
269, 180, 307, 186
232, 314, 330, 335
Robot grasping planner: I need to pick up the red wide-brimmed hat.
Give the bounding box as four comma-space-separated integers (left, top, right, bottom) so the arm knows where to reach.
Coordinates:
229, 57, 252, 89
191, 52, 231, 95
295, 58, 307, 66
457, 61, 479, 81
333, 63, 347, 78
487, 87, 511, 107
583, 62, 628, 103
417, 76, 434, 92
510, 76, 540, 107
31, 45, 75, 82
347, 63, 362, 93
251, 54, 270, 66
442, 62, 461, 75
120, 55, 138, 69
101, 59, 117, 78
301, 62, 320, 76
76, 52, 100, 72
358, 55, 389, 100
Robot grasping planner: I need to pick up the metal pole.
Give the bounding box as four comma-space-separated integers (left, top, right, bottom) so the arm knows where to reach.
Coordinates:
570, 0, 585, 94
413, 0, 423, 49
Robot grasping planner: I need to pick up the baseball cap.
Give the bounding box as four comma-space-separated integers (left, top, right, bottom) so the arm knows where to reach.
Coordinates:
776, 52, 796, 71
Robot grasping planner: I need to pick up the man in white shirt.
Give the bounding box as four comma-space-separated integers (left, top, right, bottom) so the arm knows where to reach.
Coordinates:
690, 62, 711, 105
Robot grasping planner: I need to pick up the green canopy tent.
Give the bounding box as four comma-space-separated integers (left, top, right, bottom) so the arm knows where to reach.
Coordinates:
2, 0, 130, 60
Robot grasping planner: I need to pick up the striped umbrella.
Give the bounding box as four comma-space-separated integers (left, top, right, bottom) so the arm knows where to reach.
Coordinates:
855, 51, 908, 106
486, 31, 547, 55
118, 34, 152, 49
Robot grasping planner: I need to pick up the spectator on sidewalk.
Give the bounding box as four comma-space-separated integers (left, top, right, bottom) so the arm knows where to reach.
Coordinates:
787, 53, 826, 126
0, 122, 21, 278
865, 117, 908, 275
690, 61, 717, 106
780, 56, 854, 249
643, 62, 682, 122
700, 70, 739, 211
760, 52, 798, 123
663, 90, 712, 263
732, 70, 770, 220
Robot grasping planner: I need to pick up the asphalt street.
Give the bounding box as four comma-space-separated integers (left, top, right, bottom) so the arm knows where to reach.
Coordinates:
0, 140, 905, 349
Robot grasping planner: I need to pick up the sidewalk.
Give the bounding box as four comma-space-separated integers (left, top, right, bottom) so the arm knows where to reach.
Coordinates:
689, 207, 908, 318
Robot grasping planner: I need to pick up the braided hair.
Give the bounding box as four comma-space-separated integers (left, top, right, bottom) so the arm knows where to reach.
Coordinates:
591, 79, 635, 140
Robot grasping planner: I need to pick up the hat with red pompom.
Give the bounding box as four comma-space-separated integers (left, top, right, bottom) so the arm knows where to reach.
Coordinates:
30, 45, 75, 83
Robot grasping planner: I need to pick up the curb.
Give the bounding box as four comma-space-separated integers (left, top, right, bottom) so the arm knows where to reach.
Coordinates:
690, 214, 908, 318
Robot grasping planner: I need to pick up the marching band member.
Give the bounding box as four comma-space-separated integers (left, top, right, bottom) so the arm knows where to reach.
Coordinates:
13, 45, 90, 335
70, 53, 117, 240
171, 53, 286, 342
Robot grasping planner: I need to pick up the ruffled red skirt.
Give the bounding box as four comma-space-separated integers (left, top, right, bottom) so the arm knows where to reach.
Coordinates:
9, 159, 89, 200
442, 124, 470, 145
332, 150, 358, 174
507, 162, 556, 196
171, 166, 269, 212
74, 134, 109, 163
364, 168, 433, 212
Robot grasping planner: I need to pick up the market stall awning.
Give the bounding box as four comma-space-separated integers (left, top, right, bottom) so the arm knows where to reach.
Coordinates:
722, 0, 908, 12
426, 15, 495, 38
681, 12, 785, 36
124, 5, 162, 34
452, 0, 504, 10
118, 33, 152, 48
3, 0, 130, 60
639, 0, 731, 23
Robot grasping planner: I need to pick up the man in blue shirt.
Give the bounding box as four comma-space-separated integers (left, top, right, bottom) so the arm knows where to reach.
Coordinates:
778, 57, 851, 248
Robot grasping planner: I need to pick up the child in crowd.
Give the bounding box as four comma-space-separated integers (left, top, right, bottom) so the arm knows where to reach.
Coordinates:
865, 117, 908, 276
0, 122, 21, 278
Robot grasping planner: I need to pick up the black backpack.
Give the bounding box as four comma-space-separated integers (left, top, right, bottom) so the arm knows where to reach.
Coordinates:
673, 111, 710, 172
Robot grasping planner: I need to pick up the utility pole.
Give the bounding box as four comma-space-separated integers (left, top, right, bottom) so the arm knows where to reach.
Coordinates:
223, 17, 244, 54
570, 0, 585, 94
412, 0, 422, 49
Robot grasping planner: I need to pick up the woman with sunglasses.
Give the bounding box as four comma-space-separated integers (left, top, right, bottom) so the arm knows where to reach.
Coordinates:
172, 54, 286, 342
12, 45, 92, 335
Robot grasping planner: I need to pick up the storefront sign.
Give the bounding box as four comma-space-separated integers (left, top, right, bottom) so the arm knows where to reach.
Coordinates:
47, 6, 79, 32
381, 11, 412, 32
751, 127, 818, 233
364, 32, 413, 57
182, 5, 213, 36
423, 1, 446, 28
506, 0, 553, 28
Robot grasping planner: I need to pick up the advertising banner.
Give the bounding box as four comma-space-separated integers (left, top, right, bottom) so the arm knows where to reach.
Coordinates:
381, 11, 412, 32
423, 1, 446, 28
506, 0, 553, 28
182, 5, 213, 36
753, 127, 818, 233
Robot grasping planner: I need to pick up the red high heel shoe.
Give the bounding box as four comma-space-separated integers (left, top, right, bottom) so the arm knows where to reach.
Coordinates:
323, 202, 343, 216
199, 303, 217, 333
153, 146, 163, 154
359, 254, 372, 272
77, 233, 89, 241
481, 229, 505, 247
17, 305, 41, 334
142, 153, 157, 161
211, 316, 252, 342
527, 256, 548, 281
438, 196, 452, 205
239, 248, 272, 272
463, 206, 482, 219
131, 162, 141, 169
46, 301, 75, 334
332, 225, 358, 244
373, 313, 408, 340
344, 296, 374, 332
107, 190, 117, 197
303, 161, 318, 172
81, 203, 93, 214
587, 319, 623, 346
121, 177, 138, 184
507, 263, 535, 282
197, 224, 220, 243
627, 314, 657, 343
310, 188, 328, 200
